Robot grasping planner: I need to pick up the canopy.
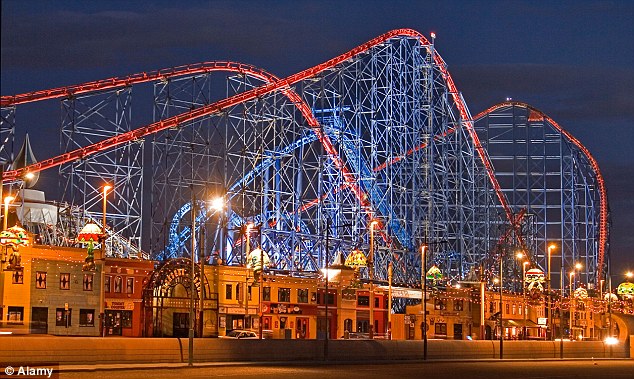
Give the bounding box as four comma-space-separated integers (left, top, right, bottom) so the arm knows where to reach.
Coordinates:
77, 222, 102, 242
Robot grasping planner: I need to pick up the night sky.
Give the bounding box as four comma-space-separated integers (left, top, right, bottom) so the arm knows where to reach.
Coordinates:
1, 1, 632, 273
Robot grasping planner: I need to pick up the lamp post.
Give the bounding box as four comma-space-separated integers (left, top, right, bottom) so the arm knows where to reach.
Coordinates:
569, 263, 582, 341
102, 185, 111, 234
209, 197, 225, 337
3, 195, 14, 231
547, 244, 556, 340
387, 262, 393, 340
100, 185, 110, 338
522, 260, 529, 339
421, 244, 428, 360
245, 223, 253, 266
569, 270, 575, 337
188, 193, 197, 366
499, 254, 504, 359
368, 219, 378, 339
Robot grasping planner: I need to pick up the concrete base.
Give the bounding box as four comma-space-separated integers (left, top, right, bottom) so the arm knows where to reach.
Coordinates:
0, 337, 628, 365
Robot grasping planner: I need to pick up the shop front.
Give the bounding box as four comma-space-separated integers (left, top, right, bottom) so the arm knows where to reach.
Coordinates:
262, 302, 316, 339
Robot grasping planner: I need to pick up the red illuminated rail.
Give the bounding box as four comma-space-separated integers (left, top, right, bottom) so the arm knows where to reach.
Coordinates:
2, 28, 513, 244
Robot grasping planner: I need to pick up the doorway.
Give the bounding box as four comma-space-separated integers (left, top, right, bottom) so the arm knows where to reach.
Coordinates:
453, 323, 463, 340
296, 317, 309, 339
173, 312, 189, 337
30, 307, 48, 334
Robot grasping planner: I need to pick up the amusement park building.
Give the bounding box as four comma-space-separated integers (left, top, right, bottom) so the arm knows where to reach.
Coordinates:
0, 243, 153, 337
2, 246, 632, 341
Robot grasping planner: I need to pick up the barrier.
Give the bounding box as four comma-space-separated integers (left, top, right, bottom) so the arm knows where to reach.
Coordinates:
0, 337, 628, 365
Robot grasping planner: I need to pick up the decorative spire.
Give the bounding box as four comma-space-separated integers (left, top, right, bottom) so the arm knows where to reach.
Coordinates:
12, 133, 39, 188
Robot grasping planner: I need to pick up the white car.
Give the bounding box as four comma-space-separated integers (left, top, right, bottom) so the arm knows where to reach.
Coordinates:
220, 330, 259, 339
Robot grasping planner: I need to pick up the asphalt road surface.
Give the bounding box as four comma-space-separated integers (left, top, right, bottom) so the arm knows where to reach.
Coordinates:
57, 360, 634, 379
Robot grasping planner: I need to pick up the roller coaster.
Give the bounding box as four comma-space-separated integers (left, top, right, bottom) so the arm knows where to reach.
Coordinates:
0, 29, 608, 290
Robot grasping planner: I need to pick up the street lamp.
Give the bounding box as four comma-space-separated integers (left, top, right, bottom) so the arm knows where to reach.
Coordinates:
522, 261, 529, 339
387, 262, 393, 340
3, 195, 15, 231
421, 244, 428, 360
100, 185, 111, 339
245, 223, 253, 266
547, 244, 556, 340
188, 192, 198, 366
102, 185, 111, 234
569, 271, 575, 340
499, 254, 504, 359
368, 219, 379, 339
569, 263, 582, 341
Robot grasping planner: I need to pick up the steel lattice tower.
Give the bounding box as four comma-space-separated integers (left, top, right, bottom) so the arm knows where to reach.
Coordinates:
59, 88, 144, 256
474, 102, 607, 289
1, 29, 609, 290
153, 35, 498, 286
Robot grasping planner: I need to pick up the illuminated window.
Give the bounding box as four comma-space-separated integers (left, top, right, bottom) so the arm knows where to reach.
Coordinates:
104, 275, 111, 293
60, 273, 71, 290
79, 309, 95, 327
453, 299, 464, 311
12, 270, 23, 284
36, 272, 47, 289
434, 323, 447, 336
263, 287, 271, 301
434, 298, 447, 310
83, 274, 94, 291
114, 276, 122, 293
297, 288, 309, 303
7, 306, 24, 324
56, 308, 71, 326
278, 288, 291, 302
126, 277, 134, 294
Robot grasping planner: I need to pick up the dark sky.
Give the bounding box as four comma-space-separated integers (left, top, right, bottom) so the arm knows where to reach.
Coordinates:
1, 0, 632, 273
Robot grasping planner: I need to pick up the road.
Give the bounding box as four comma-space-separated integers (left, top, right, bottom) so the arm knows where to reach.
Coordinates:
57, 360, 634, 379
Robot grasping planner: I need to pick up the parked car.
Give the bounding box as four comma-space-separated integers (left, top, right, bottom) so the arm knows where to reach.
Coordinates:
220, 330, 259, 339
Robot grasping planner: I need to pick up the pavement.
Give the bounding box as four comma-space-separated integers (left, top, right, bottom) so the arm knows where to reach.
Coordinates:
48, 357, 631, 372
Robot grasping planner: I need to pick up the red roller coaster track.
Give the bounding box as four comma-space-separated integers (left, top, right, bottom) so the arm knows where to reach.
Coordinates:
473, 101, 608, 279
2, 28, 522, 261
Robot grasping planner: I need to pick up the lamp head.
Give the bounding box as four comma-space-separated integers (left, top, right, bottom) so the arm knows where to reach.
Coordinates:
3, 196, 15, 205
103, 185, 112, 193
516, 252, 524, 259
210, 196, 224, 211
575, 263, 582, 270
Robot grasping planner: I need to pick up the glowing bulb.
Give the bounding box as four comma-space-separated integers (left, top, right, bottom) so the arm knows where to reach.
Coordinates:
210, 197, 224, 211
